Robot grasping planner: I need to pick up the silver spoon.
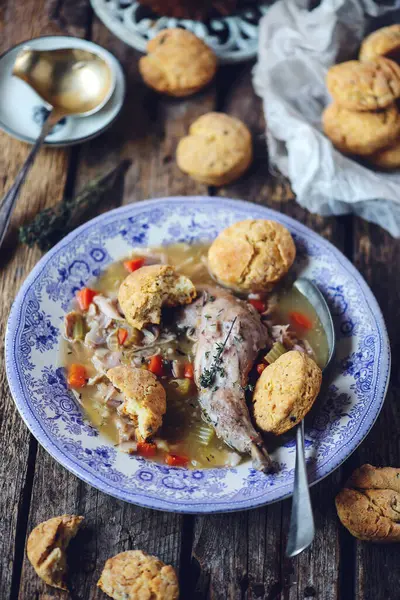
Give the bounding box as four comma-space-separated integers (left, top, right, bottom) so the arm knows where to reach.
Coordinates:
285, 277, 335, 558
0, 47, 115, 248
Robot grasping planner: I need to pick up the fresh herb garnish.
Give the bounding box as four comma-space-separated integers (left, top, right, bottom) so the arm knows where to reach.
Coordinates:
19, 161, 131, 251
199, 317, 237, 388
204, 314, 211, 320
209, 295, 216, 302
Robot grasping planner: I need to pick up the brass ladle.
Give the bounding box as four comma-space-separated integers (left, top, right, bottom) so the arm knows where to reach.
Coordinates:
0, 47, 115, 248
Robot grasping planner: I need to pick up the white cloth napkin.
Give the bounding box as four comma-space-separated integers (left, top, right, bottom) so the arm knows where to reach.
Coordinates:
253, 0, 400, 237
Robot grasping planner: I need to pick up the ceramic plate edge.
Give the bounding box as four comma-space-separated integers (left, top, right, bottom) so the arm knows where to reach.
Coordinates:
5, 196, 391, 512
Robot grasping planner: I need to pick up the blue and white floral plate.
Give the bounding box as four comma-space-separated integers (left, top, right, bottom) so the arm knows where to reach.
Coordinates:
5, 198, 390, 513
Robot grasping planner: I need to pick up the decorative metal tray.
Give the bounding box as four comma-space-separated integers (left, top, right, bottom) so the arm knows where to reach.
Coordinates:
90, 0, 271, 63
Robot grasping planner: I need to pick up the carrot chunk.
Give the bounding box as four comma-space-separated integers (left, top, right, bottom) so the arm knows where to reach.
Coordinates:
248, 299, 265, 313
76, 287, 97, 311
165, 454, 189, 467
137, 442, 157, 457
184, 362, 194, 379
289, 311, 313, 330
117, 328, 128, 345
67, 364, 87, 388
123, 257, 145, 273
148, 354, 164, 377
256, 363, 267, 375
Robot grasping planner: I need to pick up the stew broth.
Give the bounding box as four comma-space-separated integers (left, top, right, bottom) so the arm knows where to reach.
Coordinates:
60, 243, 329, 468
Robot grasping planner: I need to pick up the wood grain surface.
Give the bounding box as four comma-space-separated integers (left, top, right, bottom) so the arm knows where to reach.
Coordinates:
0, 2, 399, 599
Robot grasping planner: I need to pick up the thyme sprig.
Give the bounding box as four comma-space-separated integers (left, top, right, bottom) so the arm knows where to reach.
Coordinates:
19, 161, 131, 251
199, 317, 237, 389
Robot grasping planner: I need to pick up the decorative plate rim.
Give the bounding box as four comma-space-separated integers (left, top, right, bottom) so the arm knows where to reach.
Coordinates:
5, 197, 391, 513
0, 35, 126, 147
90, 0, 270, 64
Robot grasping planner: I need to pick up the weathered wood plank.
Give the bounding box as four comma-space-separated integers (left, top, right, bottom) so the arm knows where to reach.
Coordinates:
47, 0, 91, 37
190, 65, 346, 600
17, 447, 185, 600
71, 23, 214, 198
7, 6, 397, 599
0, 2, 88, 598
17, 16, 216, 600
246, 503, 283, 600
351, 219, 400, 600
192, 512, 249, 600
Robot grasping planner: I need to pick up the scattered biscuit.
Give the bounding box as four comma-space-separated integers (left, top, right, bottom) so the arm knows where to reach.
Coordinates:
139, 28, 217, 97
107, 366, 166, 441
335, 464, 400, 542
322, 102, 400, 156
98, 550, 179, 600
252, 350, 322, 435
326, 58, 400, 111
176, 112, 252, 186
207, 219, 296, 292
367, 138, 400, 169
118, 264, 196, 330
27, 514, 84, 590
360, 24, 400, 63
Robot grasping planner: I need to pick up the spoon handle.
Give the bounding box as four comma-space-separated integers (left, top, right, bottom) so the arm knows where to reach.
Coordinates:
286, 421, 315, 558
0, 110, 56, 248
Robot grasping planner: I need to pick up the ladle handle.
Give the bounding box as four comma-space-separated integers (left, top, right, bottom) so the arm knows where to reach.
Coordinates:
0, 109, 56, 248
285, 420, 315, 558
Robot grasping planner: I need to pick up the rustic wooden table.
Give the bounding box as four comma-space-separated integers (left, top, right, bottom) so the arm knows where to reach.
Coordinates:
1, 2, 399, 599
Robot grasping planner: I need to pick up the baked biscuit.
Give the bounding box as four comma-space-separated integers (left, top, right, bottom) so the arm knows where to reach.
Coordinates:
253, 350, 322, 435
326, 58, 400, 111
118, 264, 196, 330
367, 138, 400, 169
139, 29, 217, 97
107, 366, 166, 441
207, 219, 296, 292
322, 102, 400, 156
336, 464, 400, 542
27, 514, 84, 590
98, 550, 179, 600
176, 112, 252, 186
360, 25, 400, 63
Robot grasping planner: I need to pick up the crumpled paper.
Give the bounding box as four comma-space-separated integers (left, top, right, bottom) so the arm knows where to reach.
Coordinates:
253, 0, 400, 237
